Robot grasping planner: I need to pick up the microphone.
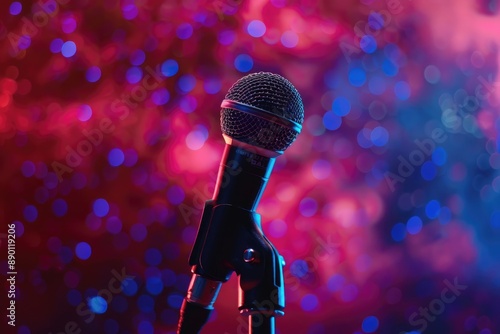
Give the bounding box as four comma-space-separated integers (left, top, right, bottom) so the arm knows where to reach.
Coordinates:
177, 72, 304, 334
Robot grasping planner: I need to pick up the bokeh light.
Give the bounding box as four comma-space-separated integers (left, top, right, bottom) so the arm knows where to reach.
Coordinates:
61, 41, 77, 57
247, 20, 266, 38
234, 54, 254, 72
75, 242, 92, 260
9, 2, 22, 15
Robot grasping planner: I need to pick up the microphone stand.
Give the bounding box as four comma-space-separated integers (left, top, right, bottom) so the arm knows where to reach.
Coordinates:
177, 145, 285, 334
178, 200, 285, 334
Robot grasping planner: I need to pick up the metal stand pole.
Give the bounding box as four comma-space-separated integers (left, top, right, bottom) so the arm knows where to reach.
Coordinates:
249, 314, 275, 334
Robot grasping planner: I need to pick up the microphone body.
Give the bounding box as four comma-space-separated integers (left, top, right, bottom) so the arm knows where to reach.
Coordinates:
177, 72, 304, 334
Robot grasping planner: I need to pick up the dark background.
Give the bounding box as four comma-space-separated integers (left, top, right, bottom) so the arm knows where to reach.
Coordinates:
1, 0, 500, 333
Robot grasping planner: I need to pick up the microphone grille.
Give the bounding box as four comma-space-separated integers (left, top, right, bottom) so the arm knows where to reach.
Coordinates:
221, 72, 304, 153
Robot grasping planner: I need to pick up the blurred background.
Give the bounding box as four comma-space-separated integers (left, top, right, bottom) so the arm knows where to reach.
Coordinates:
1, 0, 500, 333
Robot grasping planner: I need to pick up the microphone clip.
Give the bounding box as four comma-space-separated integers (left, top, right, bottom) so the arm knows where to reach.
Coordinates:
183, 200, 285, 332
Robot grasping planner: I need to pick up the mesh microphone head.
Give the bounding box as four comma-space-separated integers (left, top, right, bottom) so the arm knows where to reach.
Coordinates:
220, 72, 304, 154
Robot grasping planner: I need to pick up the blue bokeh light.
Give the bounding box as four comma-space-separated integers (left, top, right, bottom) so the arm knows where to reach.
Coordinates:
368, 76, 387, 95
104, 319, 119, 334
247, 20, 266, 37
391, 223, 406, 242
86, 66, 101, 83
299, 197, 318, 217
137, 294, 154, 313
44, 173, 59, 189
14, 221, 24, 238
167, 294, 184, 309
407, 216, 423, 235
439, 206, 452, 224
75, 242, 92, 260
370, 126, 389, 146
175, 274, 190, 292
24, 205, 38, 222
130, 223, 147, 242
59, 246, 73, 264
162, 269, 177, 287
176, 23, 193, 39
145, 248, 162, 266
394, 81, 411, 100
327, 274, 345, 292
130, 49, 146, 66
18, 35, 31, 50
271, 0, 286, 7
106, 216, 122, 234
421, 161, 437, 181
281, 31, 299, 48
160, 59, 179, 77
108, 148, 125, 167
432, 147, 447, 166
234, 54, 254, 72
218, 30, 236, 45
146, 277, 163, 295
21, 161, 36, 177
111, 295, 127, 313
61, 17, 77, 34
67, 289, 82, 306
122, 278, 138, 296
178, 74, 196, 93
424, 65, 441, 84
88, 296, 107, 314
78, 104, 92, 121
301, 294, 319, 312
181, 226, 197, 244
368, 12, 384, 30
382, 59, 398, 76
179, 95, 197, 113
290, 259, 309, 278
93, 198, 110, 217
10, 2, 22, 15
61, 41, 77, 58
52, 199, 68, 217
360, 35, 377, 53
151, 88, 170, 106
323, 111, 342, 130
490, 210, 500, 229
50, 38, 63, 53
126, 67, 143, 84
340, 284, 358, 302
349, 68, 366, 87
425, 200, 441, 219
362, 316, 379, 333
333, 97, 351, 116
138, 320, 154, 334
204, 78, 222, 94
167, 185, 185, 205
268, 219, 287, 238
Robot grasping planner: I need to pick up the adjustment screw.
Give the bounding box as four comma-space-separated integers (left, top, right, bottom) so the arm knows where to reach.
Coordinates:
243, 249, 257, 263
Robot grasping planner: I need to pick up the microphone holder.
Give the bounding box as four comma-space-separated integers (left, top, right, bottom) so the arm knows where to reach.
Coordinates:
185, 200, 285, 334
